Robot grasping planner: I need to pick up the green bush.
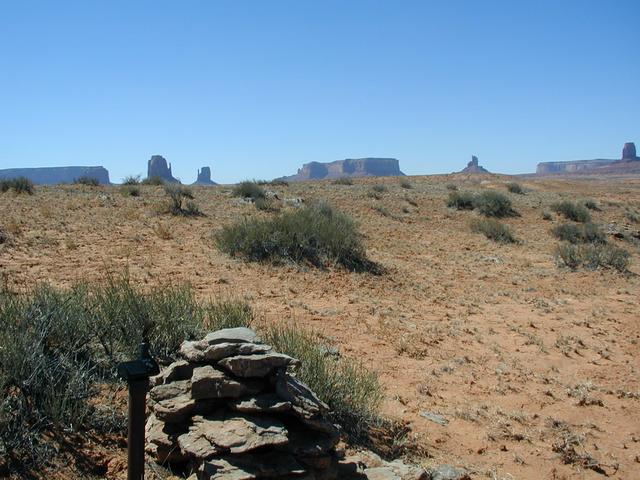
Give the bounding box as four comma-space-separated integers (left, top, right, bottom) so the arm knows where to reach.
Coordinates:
263, 322, 383, 440
268, 179, 289, 187
333, 177, 354, 185
470, 218, 517, 244
400, 179, 413, 189
555, 243, 630, 272
474, 191, 517, 218
165, 184, 203, 216
122, 175, 141, 185
73, 176, 100, 186
446, 191, 475, 210
122, 185, 141, 197
216, 202, 382, 273
446, 183, 458, 191
0, 177, 35, 195
372, 184, 387, 193
254, 197, 280, 212
141, 176, 165, 186
583, 199, 600, 211
552, 201, 591, 223
542, 211, 553, 221
552, 222, 606, 245
506, 182, 524, 194
233, 180, 266, 200
625, 210, 640, 223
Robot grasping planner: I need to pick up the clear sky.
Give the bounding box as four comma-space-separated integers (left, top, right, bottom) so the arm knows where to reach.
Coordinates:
0, 1, 638, 183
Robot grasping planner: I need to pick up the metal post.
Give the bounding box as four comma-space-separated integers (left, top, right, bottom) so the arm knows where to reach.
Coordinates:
118, 340, 159, 480
127, 377, 149, 480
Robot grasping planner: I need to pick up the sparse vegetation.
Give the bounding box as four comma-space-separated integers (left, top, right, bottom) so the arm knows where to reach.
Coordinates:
216, 202, 381, 273
268, 179, 289, 187
506, 182, 524, 194
122, 185, 141, 197
164, 184, 203, 216
122, 175, 141, 185
372, 184, 387, 193
474, 191, 518, 218
73, 176, 100, 186
446, 191, 475, 210
552, 200, 591, 223
254, 197, 280, 212
232, 180, 266, 200
542, 211, 553, 220
400, 178, 413, 189
471, 218, 517, 244
446, 183, 458, 191
555, 243, 630, 272
583, 199, 600, 211
0, 177, 35, 195
625, 210, 640, 223
552, 222, 606, 244
141, 176, 165, 186
333, 177, 354, 185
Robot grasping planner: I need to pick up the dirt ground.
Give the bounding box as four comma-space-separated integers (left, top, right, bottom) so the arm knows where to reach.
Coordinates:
1, 173, 639, 479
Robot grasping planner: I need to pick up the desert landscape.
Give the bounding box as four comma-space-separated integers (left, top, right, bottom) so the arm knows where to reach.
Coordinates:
1, 172, 638, 479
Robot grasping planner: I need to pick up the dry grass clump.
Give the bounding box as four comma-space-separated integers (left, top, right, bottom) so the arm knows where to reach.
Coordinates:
121, 175, 141, 185
165, 184, 203, 216
73, 176, 100, 186
552, 200, 591, 222
470, 218, 517, 244
0, 177, 35, 195
506, 182, 524, 194
400, 178, 413, 189
141, 175, 165, 186
333, 177, 354, 185
216, 202, 382, 273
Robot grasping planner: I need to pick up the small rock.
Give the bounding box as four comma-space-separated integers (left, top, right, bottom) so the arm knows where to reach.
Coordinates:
153, 394, 196, 423
191, 365, 264, 400
219, 353, 299, 378
228, 393, 292, 414
150, 360, 197, 387
149, 379, 190, 402
429, 464, 470, 480
180, 340, 271, 363
420, 411, 449, 426
204, 327, 260, 345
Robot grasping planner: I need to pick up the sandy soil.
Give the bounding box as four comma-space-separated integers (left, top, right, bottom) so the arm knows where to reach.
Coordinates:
1, 173, 639, 479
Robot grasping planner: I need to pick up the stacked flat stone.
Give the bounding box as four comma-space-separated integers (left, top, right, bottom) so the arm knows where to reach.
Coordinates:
145, 327, 342, 480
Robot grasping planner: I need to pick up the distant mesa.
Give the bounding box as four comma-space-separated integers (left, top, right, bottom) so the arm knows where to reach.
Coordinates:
459, 155, 490, 174
147, 155, 179, 183
536, 142, 639, 175
0, 166, 110, 185
192, 166, 217, 185
278, 157, 404, 182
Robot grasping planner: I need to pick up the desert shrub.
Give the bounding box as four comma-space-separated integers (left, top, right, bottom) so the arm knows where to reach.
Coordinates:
542, 211, 553, 221
233, 180, 266, 200
470, 218, 517, 244
73, 176, 100, 186
122, 185, 141, 197
446, 183, 458, 191
372, 184, 387, 193
552, 201, 591, 223
446, 191, 475, 210
625, 210, 640, 223
583, 199, 600, 211
552, 222, 607, 245
122, 175, 141, 185
263, 322, 383, 440
333, 177, 353, 186
506, 182, 524, 194
141, 176, 165, 186
165, 184, 202, 216
0, 177, 34, 195
555, 243, 630, 272
0, 228, 8, 245
404, 196, 418, 207
474, 191, 517, 218
268, 179, 289, 187
216, 202, 381, 273
400, 179, 412, 189
254, 197, 280, 212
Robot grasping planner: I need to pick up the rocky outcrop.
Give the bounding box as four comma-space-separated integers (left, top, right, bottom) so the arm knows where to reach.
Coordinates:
278, 158, 404, 182
622, 142, 637, 160
147, 155, 179, 183
536, 142, 639, 175
193, 167, 217, 185
459, 156, 490, 174
0, 166, 110, 185
147, 327, 428, 480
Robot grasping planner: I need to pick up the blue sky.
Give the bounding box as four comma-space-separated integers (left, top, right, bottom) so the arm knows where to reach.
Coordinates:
0, 1, 638, 183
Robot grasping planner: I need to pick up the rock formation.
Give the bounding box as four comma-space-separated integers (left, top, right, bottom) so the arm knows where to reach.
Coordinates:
459, 155, 490, 174
0, 166, 110, 185
147, 155, 179, 183
192, 166, 217, 185
278, 158, 404, 182
622, 142, 637, 160
536, 142, 639, 175
146, 327, 429, 480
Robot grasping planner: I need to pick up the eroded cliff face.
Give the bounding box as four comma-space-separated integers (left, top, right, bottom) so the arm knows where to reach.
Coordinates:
281, 158, 404, 181
192, 166, 217, 185
459, 155, 490, 174
536, 142, 639, 175
0, 166, 110, 185
147, 155, 179, 183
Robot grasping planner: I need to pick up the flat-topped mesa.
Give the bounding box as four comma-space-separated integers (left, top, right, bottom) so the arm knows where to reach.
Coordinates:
147, 155, 179, 183
459, 155, 490, 174
279, 158, 404, 182
192, 166, 217, 185
0, 166, 110, 185
622, 142, 637, 160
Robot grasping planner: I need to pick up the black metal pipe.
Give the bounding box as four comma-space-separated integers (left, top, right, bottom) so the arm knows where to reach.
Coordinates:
127, 377, 149, 480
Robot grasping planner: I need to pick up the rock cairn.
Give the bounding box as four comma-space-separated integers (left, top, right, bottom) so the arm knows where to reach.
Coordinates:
145, 327, 342, 479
